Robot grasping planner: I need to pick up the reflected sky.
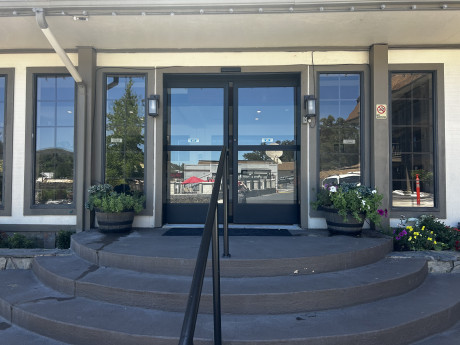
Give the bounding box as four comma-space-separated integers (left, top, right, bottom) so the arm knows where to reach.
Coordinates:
238, 87, 295, 145
36, 76, 75, 151
169, 88, 224, 146
319, 74, 360, 119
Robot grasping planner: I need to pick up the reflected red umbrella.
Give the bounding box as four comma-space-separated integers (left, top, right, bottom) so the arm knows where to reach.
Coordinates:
181, 176, 206, 184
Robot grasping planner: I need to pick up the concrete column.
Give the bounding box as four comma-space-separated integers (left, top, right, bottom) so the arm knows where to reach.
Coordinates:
76, 47, 96, 231
370, 44, 390, 228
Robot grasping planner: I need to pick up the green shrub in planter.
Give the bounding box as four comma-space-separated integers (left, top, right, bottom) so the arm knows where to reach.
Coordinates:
85, 184, 145, 214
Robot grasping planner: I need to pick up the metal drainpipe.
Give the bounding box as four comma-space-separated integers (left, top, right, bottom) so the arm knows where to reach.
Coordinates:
34, 8, 87, 231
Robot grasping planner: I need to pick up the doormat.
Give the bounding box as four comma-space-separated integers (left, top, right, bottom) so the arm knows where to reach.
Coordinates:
162, 228, 292, 236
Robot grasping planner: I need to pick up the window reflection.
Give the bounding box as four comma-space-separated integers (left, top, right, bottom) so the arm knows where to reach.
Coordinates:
105, 76, 146, 195
238, 87, 295, 145
34, 75, 75, 205
319, 74, 361, 188
167, 151, 221, 204
238, 149, 296, 204
168, 88, 224, 146
391, 73, 435, 207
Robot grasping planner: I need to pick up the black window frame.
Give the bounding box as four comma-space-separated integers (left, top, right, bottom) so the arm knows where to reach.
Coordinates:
102, 73, 148, 197
0, 69, 14, 216
309, 65, 370, 219
389, 64, 446, 218
24, 68, 77, 215
316, 71, 365, 189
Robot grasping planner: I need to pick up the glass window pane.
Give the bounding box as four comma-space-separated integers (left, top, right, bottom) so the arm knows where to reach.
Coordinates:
238, 87, 295, 145
105, 75, 146, 194
37, 77, 56, 101
35, 150, 73, 205
168, 88, 224, 146
319, 73, 361, 188
238, 150, 296, 204
34, 75, 75, 205
391, 72, 435, 208
167, 151, 221, 204
57, 77, 75, 100
56, 127, 74, 151
36, 127, 55, 151
37, 101, 55, 126
56, 102, 74, 126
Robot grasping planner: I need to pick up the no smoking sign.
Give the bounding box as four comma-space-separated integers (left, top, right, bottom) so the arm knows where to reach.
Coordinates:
376, 104, 387, 119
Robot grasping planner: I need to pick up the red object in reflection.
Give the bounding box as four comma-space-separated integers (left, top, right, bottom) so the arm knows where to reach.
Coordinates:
181, 176, 206, 184
416, 174, 421, 205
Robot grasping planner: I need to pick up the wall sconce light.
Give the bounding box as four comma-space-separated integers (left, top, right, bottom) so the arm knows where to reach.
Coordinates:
148, 95, 160, 116
304, 95, 317, 124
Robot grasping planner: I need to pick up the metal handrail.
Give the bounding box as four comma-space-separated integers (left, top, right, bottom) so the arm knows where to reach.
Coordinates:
178, 147, 228, 345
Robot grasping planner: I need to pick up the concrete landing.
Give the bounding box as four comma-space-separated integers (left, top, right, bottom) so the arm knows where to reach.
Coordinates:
71, 228, 393, 276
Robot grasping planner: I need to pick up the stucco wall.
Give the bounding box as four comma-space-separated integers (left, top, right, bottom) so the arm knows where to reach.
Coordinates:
0, 50, 458, 228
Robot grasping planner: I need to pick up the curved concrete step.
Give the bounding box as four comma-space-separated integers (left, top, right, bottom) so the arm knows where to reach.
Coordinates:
33, 254, 428, 314
0, 270, 459, 345
0, 315, 67, 345
70, 230, 393, 277
410, 320, 460, 345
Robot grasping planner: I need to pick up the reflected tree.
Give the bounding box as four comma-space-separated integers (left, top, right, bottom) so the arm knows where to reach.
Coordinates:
319, 115, 360, 171
242, 140, 295, 162
105, 79, 144, 190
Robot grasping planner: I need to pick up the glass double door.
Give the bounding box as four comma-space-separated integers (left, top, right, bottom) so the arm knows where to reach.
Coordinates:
164, 75, 299, 224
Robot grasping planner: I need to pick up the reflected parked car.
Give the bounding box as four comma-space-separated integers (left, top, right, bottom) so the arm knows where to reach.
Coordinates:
322, 172, 360, 188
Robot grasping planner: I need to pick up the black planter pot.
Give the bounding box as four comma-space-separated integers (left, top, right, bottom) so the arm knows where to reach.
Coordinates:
95, 211, 135, 233
320, 207, 364, 236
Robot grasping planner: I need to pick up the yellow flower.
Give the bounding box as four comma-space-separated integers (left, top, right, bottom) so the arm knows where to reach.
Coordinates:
428, 237, 433, 241
434, 241, 437, 244
414, 232, 420, 236
407, 226, 413, 231
422, 226, 425, 231
409, 237, 412, 241
430, 231, 434, 234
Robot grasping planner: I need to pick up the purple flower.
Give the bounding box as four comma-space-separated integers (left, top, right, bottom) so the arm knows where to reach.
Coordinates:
384, 209, 388, 217
378, 209, 384, 216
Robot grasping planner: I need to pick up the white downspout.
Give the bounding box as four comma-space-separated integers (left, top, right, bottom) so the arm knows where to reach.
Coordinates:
34, 8, 83, 84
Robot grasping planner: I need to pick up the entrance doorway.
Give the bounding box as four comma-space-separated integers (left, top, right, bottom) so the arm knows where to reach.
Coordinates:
164, 74, 300, 224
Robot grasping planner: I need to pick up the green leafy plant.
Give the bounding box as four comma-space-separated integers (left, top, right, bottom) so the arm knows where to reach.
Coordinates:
55, 230, 73, 249
393, 215, 460, 251
0, 232, 8, 248
2, 233, 35, 249
312, 183, 385, 225
85, 184, 145, 214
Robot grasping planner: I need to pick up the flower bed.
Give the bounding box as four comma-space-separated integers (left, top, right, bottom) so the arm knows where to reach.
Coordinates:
393, 215, 460, 252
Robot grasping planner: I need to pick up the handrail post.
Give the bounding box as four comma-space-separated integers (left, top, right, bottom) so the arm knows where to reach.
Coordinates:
212, 207, 222, 345
178, 147, 226, 345
223, 148, 230, 257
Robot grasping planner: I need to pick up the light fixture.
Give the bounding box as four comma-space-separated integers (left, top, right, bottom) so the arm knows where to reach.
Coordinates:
148, 95, 160, 116
304, 95, 317, 123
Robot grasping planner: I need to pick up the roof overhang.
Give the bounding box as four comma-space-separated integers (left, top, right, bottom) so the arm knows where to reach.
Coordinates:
1, 1, 460, 51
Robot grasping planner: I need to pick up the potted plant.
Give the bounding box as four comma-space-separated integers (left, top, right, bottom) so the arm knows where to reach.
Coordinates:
85, 184, 145, 233
312, 183, 385, 235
